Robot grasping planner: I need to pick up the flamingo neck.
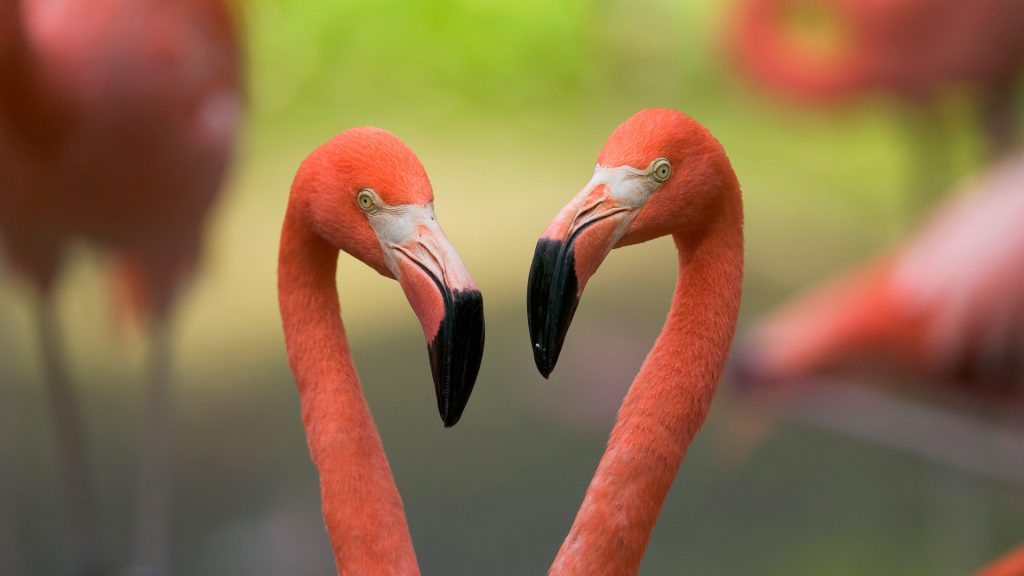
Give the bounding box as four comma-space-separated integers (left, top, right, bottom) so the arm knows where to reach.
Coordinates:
278, 208, 420, 576
551, 190, 744, 575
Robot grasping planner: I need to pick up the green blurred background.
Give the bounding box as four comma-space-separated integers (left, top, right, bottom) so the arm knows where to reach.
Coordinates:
2, 1, 1022, 574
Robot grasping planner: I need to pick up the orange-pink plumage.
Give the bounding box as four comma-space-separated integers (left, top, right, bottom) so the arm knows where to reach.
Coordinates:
278, 127, 484, 575
528, 108, 744, 574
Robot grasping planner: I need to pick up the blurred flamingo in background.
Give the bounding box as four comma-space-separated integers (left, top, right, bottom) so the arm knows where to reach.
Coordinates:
734, 154, 1024, 574
278, 127, 484, 575
740, 153, 1024, 399
527, 108, 744, 574
0, 0, 242, 574
729, 0, 1024, 204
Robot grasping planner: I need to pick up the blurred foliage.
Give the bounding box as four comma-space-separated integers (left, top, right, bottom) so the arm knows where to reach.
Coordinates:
247, 1, 733, 126
252, 0, 594, 121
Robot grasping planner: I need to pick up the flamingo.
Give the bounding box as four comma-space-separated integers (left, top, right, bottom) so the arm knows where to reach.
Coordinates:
0, 0, 242, 573
730, 0, 1024, 155
527, 108, 744, 574
729, 0, 1024, 208
277, 127, 485, 575
740, 153, 1024, 398
735, 154, 1024, 575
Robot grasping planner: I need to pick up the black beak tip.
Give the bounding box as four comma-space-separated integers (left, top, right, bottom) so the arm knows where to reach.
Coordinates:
527, 238, 578, 380
436, 378, 472, 428
428, 289, 485, 429
538, 364, 554, 379
441, 410, 459, 428
438, 389, 471, 428
531, 342, 556, 378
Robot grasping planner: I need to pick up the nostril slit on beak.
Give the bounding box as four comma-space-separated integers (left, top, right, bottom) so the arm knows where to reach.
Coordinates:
571, 199, 603, 229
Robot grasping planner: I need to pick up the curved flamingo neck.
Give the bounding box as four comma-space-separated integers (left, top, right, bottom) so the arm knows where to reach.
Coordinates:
278, 207, 420, 576
551, 188, 744, 576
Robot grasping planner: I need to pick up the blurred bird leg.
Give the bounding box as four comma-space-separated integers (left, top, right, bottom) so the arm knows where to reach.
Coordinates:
36, 293, 106, 576
132, 316, 174, 576
0, 345, 25, 576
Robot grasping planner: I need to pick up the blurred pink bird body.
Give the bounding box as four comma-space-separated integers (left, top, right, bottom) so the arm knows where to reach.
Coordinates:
731, 0, 1024, 105
0, 1, 241, 573
0, 0, 241, 311
731, 156, 1024, 576
748, 154, 1024, 391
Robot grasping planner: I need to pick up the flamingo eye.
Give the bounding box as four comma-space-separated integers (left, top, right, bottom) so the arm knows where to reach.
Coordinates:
650, 158, 672, 183
357, 189, 376, 211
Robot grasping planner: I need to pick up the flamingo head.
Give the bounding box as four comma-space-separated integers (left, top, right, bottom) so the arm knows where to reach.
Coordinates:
294, 127, 484, 427
527, 108, 736, 377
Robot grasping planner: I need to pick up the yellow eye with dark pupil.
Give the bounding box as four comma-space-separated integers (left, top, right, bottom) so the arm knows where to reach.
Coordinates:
651, 159, 672, 183
357, 189, 375, 210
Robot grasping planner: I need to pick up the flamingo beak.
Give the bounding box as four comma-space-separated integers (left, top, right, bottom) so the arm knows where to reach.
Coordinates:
389, 215, 485, 427
528, 183, 636, 377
